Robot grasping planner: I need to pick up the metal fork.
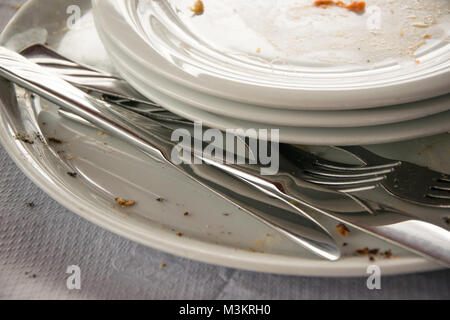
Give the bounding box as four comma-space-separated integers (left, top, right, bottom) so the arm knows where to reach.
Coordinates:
336, 146, 450, 208
286, 144, 450, 208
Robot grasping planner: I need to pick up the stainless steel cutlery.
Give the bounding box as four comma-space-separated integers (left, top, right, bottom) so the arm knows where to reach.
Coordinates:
336, 146, 450, 208
0, 45, 341, 261
20, 45, 450, 209
1, 45, 449, 266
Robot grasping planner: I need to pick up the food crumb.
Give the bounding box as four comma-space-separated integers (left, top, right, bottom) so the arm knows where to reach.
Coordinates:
47, 137, 63, 144
184, 211, 189, 216
190, 0, 204, 15
412, 22, 430, 28
25, 202, 36, 208
336, 223, 350, 237
35, 132, 44, 143
115, 198, 136, 207
156, 197, 164, 202
176, 232, 183, 237
14, 133, 34, 144
248, 248, 264, 253
67, 172, 77, 178
160, 263, 166, 269
356, 247, 380, 255
354, 247, 395, 261
382, 249, 393, 259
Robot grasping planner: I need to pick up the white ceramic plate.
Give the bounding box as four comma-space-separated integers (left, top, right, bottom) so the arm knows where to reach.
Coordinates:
94, 23, 450, 128
0, 0, 447, 276
92, 0, 450, 110
100, 29, 450, 145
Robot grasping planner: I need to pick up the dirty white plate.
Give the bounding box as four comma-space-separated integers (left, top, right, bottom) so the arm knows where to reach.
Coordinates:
92, 0, 450, 110
100, 28, 450, 145
0, 0, 447, 276
94, 19, 450, 128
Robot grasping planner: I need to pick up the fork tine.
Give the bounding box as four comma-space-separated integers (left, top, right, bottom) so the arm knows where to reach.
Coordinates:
426, 192, 450, 200
319, 183, 379, 193
428, 184, 450, 200
431, 185, 450, 192
427, 177, 450, 200
315, 160, 401, 172
437, 177, 450, 184
338, 185, 378, 193
431, 178, 450, 192
306, 167, 394, 179
303, 174, 386, 186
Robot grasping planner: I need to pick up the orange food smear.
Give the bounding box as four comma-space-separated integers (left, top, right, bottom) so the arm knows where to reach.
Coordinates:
343, 1, 366, 12
314, 1, 366, 13
315, 0, 336, 5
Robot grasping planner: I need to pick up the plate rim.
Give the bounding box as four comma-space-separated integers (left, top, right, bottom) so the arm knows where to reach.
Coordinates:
0, 118, 441, 277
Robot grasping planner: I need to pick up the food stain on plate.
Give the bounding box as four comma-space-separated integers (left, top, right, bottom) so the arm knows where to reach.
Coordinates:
159, 0, 449, 66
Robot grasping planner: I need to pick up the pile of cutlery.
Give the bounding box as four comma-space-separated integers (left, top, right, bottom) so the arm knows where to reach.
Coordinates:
0, 44, 448, 266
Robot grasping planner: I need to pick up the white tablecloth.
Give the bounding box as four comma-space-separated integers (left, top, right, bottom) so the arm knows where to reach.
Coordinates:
0, 0, 449, 300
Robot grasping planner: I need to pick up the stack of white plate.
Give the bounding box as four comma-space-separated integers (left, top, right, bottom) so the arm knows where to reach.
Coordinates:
92, 0, 450, 145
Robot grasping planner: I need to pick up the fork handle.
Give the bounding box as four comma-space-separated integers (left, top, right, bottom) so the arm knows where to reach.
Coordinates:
337, 146, 401, 167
